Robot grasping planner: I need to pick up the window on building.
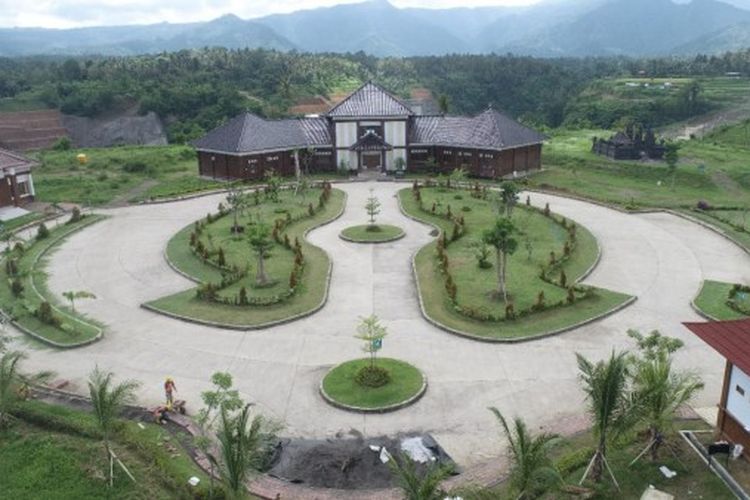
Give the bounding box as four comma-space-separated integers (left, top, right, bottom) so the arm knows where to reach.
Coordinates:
737, 385, 745, 396
16, 180, 29, 196
358, 125, 383, 138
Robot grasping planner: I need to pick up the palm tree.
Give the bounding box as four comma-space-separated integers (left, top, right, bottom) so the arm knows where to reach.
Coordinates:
0, 350, 53, 427
211, 404, 271, 499
576, 351, 634, 486
87, 367, 140, 486
489, 407, 560, 499
631, 350, 703, 461
388, 453, 452, 500
482, 218, 519, 304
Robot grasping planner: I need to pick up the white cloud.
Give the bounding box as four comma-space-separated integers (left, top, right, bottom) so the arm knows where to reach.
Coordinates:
0, 0, 542, 28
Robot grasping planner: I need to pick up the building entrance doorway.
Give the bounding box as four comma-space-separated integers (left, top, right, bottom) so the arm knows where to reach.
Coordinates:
361, 152, 382, 170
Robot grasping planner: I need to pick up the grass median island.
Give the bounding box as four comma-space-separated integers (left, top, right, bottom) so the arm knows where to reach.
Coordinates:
3, 400, 210, 499
0, 214, 104, 346
340, 224, 404, 243
145, 184, 345, 328
694, 280, 750, 320
399, 184, 631, 340
321, 358, 424, 410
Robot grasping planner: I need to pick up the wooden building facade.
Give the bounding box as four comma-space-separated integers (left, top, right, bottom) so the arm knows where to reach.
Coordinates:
194, 82, 545, 181
0, 148, 36, 208
685, 319, 750, 459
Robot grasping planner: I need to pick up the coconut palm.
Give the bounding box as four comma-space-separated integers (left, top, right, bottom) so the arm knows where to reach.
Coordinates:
388, 453, 452, 500
576, 351, 634, 485
630, 340, 703, 460
489, 407, 560, 499
211, 404, 274, 499
0, 350, 53, 427
87, 367, 140, 486
482, 217, 519, 304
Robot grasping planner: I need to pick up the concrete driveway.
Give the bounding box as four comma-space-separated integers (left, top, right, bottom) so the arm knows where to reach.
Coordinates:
9, 181, 750, 467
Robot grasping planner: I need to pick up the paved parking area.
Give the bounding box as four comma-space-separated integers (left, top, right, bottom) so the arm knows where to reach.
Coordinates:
9, 181, 750, 466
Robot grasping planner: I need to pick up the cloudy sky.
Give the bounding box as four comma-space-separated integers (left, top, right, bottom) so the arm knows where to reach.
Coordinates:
0, 0, 541, 29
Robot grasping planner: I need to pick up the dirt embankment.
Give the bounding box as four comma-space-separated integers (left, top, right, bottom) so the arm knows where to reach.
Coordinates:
62, 111, 168, 148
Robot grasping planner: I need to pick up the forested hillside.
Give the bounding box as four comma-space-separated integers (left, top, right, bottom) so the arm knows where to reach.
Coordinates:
2, 48, 750, 143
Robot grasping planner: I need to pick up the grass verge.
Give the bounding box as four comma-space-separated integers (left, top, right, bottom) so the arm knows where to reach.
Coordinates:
0, 215, 104, 346
321, 358, 424, 410
694, 280, 749, 320
399, 187, 632, 340
144, 188, 345, 328
340, 224, 404, 243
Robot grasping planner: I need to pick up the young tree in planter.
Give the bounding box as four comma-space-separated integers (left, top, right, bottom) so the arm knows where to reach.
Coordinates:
499, 182, 521, 218
355, 315, 388, 370
482, 218, 519, 304
62, 290, 96, 313
469, 240, 492, 269
488, 407, 560, 499
226, 182, 248, 235
87, 367, 140, 487
664, 142, 681, 190
264, 170, 281, 203
628, 330, 703, 462
247, 223, 273, 286
576, 351, 635, 487
365, 189, 381, 229
0, 350, 53, 428
449, 167, 468, 189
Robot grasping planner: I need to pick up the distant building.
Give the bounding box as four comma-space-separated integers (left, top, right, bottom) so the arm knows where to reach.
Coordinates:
0, 148, 36, 208
194, 82, 545, 180
592, 125, 665, 161
685, 319, 750, 459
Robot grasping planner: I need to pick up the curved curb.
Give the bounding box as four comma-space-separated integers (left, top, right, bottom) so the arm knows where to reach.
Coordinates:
142, 191, 348, 331
319, 363, 428, 414
690, 280, 720, 322
1, 216, 106, 349
338, 225, 406, 244
397, 189, 635, 343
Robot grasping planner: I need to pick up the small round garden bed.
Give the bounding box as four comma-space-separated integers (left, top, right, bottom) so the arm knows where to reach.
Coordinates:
320, 358, 427, 413
339, 224, 405, 243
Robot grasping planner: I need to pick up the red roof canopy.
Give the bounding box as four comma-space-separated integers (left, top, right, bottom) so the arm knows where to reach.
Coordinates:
684, 319, 750, 374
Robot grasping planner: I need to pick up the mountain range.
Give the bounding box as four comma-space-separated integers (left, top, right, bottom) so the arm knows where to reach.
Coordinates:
1, 0, 750, 58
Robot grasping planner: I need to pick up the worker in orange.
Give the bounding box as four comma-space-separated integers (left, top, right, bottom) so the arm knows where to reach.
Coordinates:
164, 377, 177, 409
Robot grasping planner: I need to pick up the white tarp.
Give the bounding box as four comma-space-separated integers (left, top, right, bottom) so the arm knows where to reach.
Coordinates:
400, 437, 436, 464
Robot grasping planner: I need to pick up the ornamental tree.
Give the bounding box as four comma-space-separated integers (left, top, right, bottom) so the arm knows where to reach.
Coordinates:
365, 189, 381, 227
499, 182, 521, 218
482, 217, 519, 304
247, 223, 273, 286
355, 315, 388, 369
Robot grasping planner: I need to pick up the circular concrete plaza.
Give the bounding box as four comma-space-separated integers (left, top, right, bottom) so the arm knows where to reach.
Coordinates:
9, 181, 750, 469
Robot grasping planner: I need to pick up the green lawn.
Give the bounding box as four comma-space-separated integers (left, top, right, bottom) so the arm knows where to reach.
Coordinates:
694, 280, 749, 320
321, 358, 424, 409
340, 224, 404, 243
0, 215, 104, 345
28, 145, 222, 206
680, 209, 750, 251
145, 187, 345, 328
2, 400, 210, 499
399, 187, 632, 340
0, 212, 43, 233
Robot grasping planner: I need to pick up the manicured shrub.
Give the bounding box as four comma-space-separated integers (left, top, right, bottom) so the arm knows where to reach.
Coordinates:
355, 365, 391, 388
36, 301, 61, 327
563, 241, 571, 256
534, 291, 546, 311
217, 247, 226, 267
189, 232, 197, 247
560, 270, 568, 288
543, 203, 551, 216
451, 222, 461, 242
10, 277, 24, 297
549, 251, 556, 266
697, 200, 711, 211
431, 202, 436, 214
308, 202, 315, 217
67, 207, 82, 224
526, 195, 531, 206
567, 287, 576, 304
5, 258, 18, 277
283, 234, 291, 249
505, 302, 516, 320
36, 223, 49, 240
238, 286, 248, 305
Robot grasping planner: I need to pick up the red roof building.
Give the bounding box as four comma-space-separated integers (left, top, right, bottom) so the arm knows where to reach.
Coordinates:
685, 318, 750, 457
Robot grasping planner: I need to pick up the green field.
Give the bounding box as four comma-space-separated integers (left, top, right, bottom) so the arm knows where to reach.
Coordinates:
322, 358, 424, 409
29, 145, 223, 206
146, 187, 345, 327
399, 187, 631, 340
0, 215, 104, 346
2, 401, 210, 499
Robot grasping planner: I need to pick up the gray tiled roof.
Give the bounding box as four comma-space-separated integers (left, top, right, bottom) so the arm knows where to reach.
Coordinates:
410, 109, 546, 151
193, 113, 332, 154
327, 82, 413, 118
0, 147, 36, 172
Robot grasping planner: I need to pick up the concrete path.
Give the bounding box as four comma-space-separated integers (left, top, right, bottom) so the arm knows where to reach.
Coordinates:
8, 182, 750, 468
